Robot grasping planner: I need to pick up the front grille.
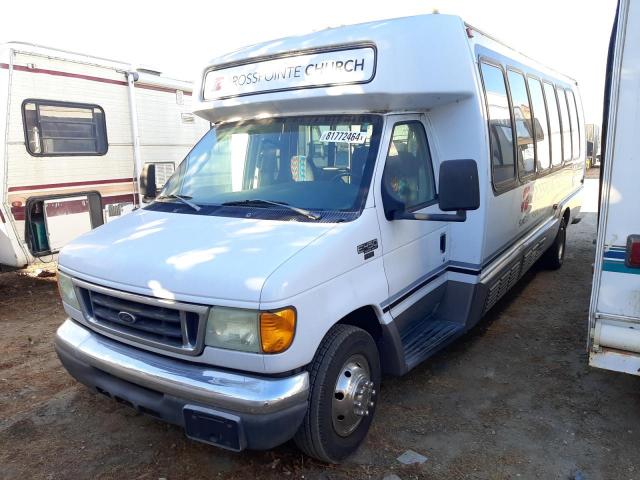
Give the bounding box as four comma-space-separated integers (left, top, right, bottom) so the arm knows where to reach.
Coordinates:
75, 280, 208, 355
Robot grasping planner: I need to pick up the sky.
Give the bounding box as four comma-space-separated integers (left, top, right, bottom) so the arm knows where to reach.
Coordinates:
3, 0, 617, 124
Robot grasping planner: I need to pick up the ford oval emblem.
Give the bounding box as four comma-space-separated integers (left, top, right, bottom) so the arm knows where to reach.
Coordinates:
118, 311, 137, 324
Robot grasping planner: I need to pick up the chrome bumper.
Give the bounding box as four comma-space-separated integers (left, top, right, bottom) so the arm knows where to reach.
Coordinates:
55, 319, 309, 415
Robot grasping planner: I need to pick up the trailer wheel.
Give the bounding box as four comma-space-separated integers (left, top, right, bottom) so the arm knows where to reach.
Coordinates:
294, 324, 380, 463
542, 218, 567, 270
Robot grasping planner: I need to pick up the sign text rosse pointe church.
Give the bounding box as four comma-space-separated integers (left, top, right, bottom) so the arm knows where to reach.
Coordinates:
203, 46, 376, 100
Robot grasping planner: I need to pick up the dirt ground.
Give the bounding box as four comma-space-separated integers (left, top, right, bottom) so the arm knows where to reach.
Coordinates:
1, 172, 639, 480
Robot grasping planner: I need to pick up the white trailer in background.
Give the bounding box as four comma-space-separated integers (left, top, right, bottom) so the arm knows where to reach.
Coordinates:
0, 42, 209, 269
589, 0, 640, 376
585, 123, 601, 168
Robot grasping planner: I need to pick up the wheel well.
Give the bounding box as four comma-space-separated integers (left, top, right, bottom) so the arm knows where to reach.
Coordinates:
563, 207, 571, 225
337, 306, 382, 343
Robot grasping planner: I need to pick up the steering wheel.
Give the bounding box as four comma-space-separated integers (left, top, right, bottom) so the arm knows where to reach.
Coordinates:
331, 171, 352, 182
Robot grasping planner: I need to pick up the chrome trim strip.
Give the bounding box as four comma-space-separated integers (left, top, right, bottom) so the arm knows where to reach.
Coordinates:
71, 277, 209, 356
55, 319, 309, 415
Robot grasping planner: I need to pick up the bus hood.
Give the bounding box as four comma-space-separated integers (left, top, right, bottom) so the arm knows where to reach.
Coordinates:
58, 208, 336, 304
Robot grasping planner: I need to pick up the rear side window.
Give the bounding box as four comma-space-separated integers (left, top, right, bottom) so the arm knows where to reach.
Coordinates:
543, 82, 563, 167
382, 122, 436, 210
480, 62, 516, 187
22, 100, 108, 156
556, 87, 572, 162
527, 77, 551, 171
507, 70, 535, 178
567, 89, 581, 159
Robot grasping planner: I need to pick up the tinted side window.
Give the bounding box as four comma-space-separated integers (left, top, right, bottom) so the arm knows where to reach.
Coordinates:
527, 77, 551, 170
23, 100, 108, 156
507, 70, 535, 177
481, 63, 516, 186
567, 89, 581, 159
543, 82, 563, 166
382, 122, 436, 210
556, 86, 572, 162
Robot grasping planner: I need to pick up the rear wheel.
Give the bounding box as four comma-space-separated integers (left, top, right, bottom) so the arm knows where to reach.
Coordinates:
542, 218, 567, 270
294, 324, 381, 463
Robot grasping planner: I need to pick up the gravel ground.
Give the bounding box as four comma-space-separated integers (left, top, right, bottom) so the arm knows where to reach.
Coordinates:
1, 174, 639, 480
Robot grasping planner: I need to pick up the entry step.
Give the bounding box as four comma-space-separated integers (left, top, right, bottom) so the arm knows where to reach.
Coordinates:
401, 319, 464, 370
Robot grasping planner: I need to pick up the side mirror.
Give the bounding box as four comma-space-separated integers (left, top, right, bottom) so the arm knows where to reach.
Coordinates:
140, 163, 157, 200
437, 159, 480, 212
384, 159, 479, 222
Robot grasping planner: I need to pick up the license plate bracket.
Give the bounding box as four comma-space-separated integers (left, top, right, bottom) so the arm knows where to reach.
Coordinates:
183, 406, 245, 451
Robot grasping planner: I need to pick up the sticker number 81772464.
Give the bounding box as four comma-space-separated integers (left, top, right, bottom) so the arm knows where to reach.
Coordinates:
319, 130, 368, 144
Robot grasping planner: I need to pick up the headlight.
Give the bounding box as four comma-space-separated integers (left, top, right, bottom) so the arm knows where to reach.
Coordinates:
57, 271, 80, 310
205, 307, 260, 353
205, 306, 296, 354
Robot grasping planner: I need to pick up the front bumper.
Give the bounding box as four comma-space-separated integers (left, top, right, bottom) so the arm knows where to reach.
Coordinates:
55, 319, 309, 451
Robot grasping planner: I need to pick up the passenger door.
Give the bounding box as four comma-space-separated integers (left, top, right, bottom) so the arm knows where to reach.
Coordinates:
375, 115, 448, 314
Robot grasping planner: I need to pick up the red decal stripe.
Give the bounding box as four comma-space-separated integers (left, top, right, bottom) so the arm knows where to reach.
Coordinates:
8, 177, 135, 193
0, 63, 192, 96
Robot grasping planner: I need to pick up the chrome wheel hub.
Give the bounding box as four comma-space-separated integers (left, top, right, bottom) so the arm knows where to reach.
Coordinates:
332, 354, 376, 437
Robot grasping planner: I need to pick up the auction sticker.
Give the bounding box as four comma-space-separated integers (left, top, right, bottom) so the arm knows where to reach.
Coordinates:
319, 131, 368, 144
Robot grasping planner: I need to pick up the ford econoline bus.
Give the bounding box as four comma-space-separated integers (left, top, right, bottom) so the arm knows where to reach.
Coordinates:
54, 14, 584, 462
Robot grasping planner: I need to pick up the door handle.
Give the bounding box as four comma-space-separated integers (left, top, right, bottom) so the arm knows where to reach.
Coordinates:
440, 233, 446, 253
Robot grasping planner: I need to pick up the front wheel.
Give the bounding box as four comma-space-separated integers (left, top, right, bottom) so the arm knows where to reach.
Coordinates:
294, 324, 381, 463
541, 218, 567, 270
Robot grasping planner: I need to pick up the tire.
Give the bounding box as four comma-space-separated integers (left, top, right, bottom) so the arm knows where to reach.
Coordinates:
294, 324, 381, 463
542, 217, 567, 270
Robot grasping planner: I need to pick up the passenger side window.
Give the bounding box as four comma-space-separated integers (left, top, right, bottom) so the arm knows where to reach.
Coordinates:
543, 82, 563, 167
382, 122, 436, 210
507, 70, 535, 178
527, 77, 551, 171
23, 100, 108, 156
567, 89, 581, 159
480, 62, 516, 187
556, 86, 572, 162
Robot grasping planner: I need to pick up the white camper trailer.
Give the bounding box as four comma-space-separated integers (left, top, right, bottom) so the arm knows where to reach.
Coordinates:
54, 15, 584, 462
589, 0, 640, 376
0, 42, 209, 269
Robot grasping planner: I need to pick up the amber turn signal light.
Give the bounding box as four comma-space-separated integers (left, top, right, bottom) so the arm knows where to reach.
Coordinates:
260, 308, 296, 353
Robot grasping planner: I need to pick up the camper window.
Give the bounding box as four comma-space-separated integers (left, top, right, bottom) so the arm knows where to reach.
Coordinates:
507, 70, 535, 178
22, 100, 108, 156
543, 82, 563, 167
527, 76, 551, 171
480, 62, 516, 190
382, 121, 436, 211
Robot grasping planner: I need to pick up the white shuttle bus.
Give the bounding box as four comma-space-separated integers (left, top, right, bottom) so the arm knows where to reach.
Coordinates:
588, 0, 640, 376
0, 42, 208, 270
54, 15, 584, 462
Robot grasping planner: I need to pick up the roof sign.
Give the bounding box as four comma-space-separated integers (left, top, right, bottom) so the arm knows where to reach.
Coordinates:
203, 45, 376, 101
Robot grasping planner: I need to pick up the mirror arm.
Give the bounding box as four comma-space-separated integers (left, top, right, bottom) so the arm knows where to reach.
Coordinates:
393, 210, 467, 222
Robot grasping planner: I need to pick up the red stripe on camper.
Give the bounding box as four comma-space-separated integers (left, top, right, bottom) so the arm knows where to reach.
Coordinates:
8, 177, 135, 193
11, 193, 136, 221
0, 208, 5, 223
0, 63, 192, 95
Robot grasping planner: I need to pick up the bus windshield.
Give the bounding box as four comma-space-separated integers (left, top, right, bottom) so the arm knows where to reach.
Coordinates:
156, 115, 383, 220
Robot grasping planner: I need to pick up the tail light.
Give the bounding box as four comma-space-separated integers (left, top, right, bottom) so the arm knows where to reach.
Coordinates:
625, 235, 640, 268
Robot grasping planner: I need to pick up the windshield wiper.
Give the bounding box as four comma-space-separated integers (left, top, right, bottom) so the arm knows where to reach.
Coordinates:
156, 194, 201, 212
221, 199, 321, 220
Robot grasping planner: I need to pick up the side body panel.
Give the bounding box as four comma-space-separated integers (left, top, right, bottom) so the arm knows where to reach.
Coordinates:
589, 0, 640, 375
